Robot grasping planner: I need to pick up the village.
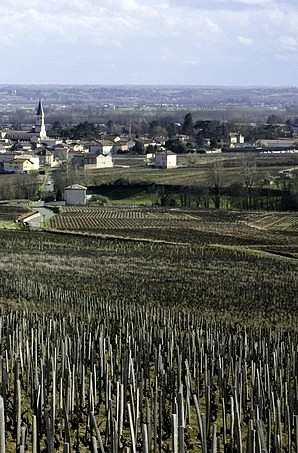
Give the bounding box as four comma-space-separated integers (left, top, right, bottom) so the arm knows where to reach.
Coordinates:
0, 99, 297, 208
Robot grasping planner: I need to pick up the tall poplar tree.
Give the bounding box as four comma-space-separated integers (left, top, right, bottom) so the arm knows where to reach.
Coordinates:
182, 112, 194, 136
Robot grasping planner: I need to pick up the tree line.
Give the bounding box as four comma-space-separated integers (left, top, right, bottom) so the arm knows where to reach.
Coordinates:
47, 113, 297, 154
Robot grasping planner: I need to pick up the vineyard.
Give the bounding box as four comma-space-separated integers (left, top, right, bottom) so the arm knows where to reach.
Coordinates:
243, 212, 298, 232
48, 206, 298, 250
0, 202, 31, 223
0, 206, 297, 452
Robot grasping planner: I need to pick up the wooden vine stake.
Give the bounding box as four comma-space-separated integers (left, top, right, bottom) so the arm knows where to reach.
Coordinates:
142, 423, 149, 453
17, 379, 22, 449
32, 415, 37, 453
172, 413, 178, 453
0, 396, 5, 453
128, 402, 137, 453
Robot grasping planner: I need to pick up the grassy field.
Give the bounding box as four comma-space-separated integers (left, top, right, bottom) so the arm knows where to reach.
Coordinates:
0, 205, 297, 451
86, 153, 298, 187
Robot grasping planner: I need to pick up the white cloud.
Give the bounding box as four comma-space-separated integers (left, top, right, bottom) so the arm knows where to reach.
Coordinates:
278, 35, 298, 50
0, 0, 297, 84
203, 18, 223, 34
184, 60, 198, 65
238, 36, 253, 45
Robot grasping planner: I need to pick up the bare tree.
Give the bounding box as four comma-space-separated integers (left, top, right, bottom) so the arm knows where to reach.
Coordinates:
208, 159, 224, 209
241, 155, 257, 210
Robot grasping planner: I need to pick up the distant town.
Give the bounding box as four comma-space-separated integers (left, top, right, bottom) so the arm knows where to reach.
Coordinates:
0, 85, 297, 208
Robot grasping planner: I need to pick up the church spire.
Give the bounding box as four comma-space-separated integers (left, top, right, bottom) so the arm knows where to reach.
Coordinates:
35, 99, 47, 139
36, 99, 44, 117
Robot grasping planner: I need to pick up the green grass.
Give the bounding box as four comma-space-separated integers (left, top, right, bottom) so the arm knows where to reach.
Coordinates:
0, 221, 21, 230
108, 190, 159, 205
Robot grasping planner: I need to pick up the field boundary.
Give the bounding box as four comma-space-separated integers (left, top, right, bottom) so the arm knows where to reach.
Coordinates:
211, 243, 298, 261
46, 227, 191, 246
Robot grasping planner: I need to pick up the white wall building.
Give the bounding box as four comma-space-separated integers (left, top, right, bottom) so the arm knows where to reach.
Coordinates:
4, 156, 39, 173
154, 150, 177, 169
96, 154, 113, 168
64, 184, 87, 205
71, 153, 114, 169
98, 140, 114, 155
229, 133, 244, 147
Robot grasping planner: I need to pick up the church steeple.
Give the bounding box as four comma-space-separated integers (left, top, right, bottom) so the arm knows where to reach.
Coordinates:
36, 99, 44, 118
35, 99, 47, 139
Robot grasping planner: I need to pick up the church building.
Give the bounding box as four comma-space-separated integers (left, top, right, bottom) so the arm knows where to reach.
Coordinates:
1, 100, 47, 142
33, 99, 47, 140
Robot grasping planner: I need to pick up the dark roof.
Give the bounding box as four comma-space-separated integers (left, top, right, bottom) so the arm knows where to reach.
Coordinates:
36, 100, 44, 116
98, 140, 114, 146
36, 148, 52, 156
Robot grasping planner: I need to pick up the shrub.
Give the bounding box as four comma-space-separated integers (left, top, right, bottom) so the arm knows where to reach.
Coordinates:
87, 194, 109, 206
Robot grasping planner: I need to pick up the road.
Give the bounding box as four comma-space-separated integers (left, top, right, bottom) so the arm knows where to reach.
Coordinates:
44, 177, 54, 193
24, 202, 56, 230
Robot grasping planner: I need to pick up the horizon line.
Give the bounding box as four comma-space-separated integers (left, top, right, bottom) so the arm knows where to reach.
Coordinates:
0, 83, 298, 89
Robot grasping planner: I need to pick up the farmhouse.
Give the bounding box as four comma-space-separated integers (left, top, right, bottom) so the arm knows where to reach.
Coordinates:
97, 140, 114, 155
229, 132, 244, 147
95, 153, 113, 168
83, 153, 114, 169
71, 152, 114, 169
64, 184, 87, 206
3, 156, 39, 173
155, 150, 177, 169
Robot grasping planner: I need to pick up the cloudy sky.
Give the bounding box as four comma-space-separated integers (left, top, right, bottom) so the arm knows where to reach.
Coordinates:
1, 0, 297, 85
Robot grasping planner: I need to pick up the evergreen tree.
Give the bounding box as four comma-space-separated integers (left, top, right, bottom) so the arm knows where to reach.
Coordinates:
182, 112, 193, 136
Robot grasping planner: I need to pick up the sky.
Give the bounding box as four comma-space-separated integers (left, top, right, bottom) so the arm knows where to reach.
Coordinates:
1, 0, 297, 86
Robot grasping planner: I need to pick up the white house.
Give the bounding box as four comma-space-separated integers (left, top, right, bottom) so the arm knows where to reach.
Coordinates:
71, 142, 86, 152
71, 153, 114, 169
229, 132, 244, 147
4, 156, 39, 173
64, 184, 87, 205
95, 154, 113, 168
97, 140, 114, 155
155, 150, 177, 169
